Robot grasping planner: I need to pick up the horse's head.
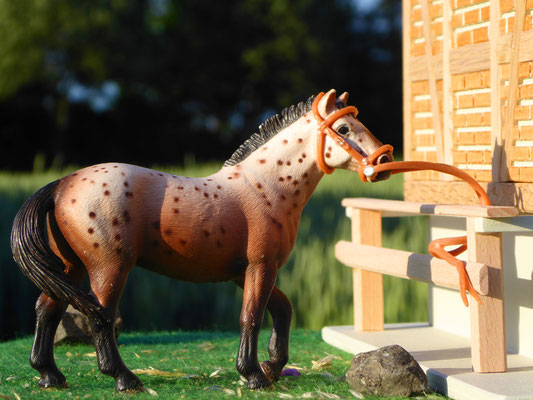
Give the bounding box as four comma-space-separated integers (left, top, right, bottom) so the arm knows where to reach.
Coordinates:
313, 89, 393, 182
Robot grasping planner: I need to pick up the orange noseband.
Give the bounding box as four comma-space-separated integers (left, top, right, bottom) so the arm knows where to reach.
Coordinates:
311, 92, 393, 180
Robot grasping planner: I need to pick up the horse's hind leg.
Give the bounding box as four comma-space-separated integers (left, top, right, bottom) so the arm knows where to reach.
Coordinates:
30, 293, 69, 388
260, 286, 292, 383
86, 262, 143, 392
30, 224, 86, 389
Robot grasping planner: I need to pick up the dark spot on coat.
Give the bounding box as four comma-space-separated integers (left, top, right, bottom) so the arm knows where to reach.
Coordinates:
227, 177, 232, 180
72, 173, 78, 176
178, 186, 184, 190
88, 228, 94, 234
280, 195, 286, 200
174, 197, 179, 202
328, 146, 332, 152
173, 208, 179, 214
180, 239, 187, 245
214, 194, 218, 198
233, 172, 240, 178
282, 139, 288, 145
298, 138, 304, 143
266, 201, 272, 206
102, 183, 107, 187
216, 240, 222, 248
71, 199, 76, 204
194, 186, 199, 191
293, 180, 299, 185
124, 182, 129, 187
123, 211, 131, 222
152, 221, 160, 230
220, 226, 226, 234
114, 234, 121, 241
104, 190, 110, 196
203, 183, 207, 186
279, 177, 285, 182
112, 218, 119, 226
121, 172, 126, 176
204, 193, 209, 198
258, 159, 267, 164
207, 179, 213, 181
164, 229, 173, 236
116, 248, 122, 255
302, 153, 307, 158
303, 173, 309, 178
93, 243, 99, 248
216, 185, 221, 189
158, 173, 164, 177
82, 178, 87, 181
89, 212, 96, 219
90, 180, 95, 184
286, 161, 291, 166
256, 183, 262, 189
277, 160, 283, 166
295, 190, 301, 196
293, 203, 298, 209
203, 230, 210, 237
287, 176, 292, 180
298, 159, 303, 163
325, 152, 331, 158
125, 192, 134, 198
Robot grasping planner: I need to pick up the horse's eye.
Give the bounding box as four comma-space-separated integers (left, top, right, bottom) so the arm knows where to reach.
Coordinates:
337, 125, 350, 135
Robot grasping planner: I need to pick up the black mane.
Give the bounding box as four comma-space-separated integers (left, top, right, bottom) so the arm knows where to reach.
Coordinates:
223, 95, 315, 167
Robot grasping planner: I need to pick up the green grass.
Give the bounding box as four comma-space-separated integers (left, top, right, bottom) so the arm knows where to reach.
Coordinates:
0, 330, 446, 400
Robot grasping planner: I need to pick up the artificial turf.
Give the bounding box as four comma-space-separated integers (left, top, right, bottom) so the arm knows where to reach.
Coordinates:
0, 329, 446, 399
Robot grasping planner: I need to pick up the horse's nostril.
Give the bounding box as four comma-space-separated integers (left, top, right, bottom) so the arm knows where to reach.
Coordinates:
377, 154, 391, 164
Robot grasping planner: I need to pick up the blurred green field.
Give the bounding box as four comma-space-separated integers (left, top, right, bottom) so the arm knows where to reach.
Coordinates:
0, 162, 428, 339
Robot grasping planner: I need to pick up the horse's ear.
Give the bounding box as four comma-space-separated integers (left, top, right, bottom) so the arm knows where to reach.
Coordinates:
318, 89, 337, 118
338, 92, 349, 104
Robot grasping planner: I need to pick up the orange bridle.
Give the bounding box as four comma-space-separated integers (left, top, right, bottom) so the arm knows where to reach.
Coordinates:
312, 92, 492, 307
312, 92, 393, 180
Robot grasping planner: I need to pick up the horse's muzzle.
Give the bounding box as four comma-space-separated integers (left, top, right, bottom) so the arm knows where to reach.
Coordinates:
372, 153, 393, 182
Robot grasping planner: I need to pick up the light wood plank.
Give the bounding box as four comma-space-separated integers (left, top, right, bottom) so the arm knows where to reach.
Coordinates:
409, 29, 533, 81
474, 215, 533, 233
442, 0, 453, 178
490, 0, 502, 182
336, 241, 490, 295
467, 217, 507, 373
421, 0, 444, 163
342, 198, 519, 217
500, 0, 526, 182
403, 180, 533, 213
351, 209, 384, 332
402, 0, 413, 162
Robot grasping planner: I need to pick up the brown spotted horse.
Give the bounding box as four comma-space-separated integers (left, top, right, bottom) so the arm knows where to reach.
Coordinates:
11, 89, 392, 391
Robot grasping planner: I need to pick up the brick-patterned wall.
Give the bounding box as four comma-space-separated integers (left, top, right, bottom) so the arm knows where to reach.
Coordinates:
407, 0, 533, 183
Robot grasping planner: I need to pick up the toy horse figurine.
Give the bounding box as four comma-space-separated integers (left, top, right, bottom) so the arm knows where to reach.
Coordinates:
11, 89, 392, 391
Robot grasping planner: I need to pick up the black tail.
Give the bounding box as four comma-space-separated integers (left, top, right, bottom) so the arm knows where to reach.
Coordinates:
10, 180, 109, 327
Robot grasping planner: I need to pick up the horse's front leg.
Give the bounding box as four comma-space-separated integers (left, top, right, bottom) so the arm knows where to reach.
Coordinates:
236, 264, 276, 389
260, 286, 292, 383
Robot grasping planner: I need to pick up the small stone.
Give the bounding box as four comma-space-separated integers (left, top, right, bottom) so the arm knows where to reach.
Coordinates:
54, 305, 122, 345
345, 345, 429, 398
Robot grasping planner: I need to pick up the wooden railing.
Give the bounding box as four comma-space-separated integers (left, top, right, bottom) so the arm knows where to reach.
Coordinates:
336, 198, 520, 373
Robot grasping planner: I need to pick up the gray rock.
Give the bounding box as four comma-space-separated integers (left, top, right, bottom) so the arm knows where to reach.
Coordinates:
54, 305, 122, 345
345, 345, 429, 397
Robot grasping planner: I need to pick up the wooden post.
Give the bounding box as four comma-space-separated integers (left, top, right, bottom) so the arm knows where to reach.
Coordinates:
351, 208, 384, 331
467, 217, 507, 372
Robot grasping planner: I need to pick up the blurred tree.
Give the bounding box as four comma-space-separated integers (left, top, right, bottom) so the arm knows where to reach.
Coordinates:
0, 0, 402, 170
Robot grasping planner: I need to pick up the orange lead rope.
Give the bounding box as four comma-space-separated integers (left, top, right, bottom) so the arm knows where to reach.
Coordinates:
312, 93, 487, 306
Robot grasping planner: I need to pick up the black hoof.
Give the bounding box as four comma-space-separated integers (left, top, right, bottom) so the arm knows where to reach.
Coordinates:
38, 370, 67, 389
260, 361, 282, 383
246, 373, 272, 390
115, 371, 143, 392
